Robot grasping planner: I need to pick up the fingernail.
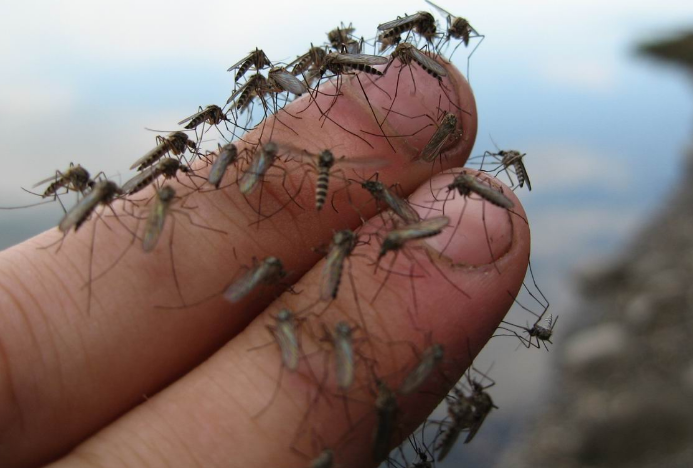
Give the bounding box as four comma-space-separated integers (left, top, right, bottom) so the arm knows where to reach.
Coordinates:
408, 171, 515, 266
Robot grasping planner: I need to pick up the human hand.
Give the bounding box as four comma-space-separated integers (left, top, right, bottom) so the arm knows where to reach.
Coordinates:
0, 56, 530, 467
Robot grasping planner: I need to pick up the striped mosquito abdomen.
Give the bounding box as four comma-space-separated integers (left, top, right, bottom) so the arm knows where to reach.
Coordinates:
183, 105, 224, 130
500, 150, 531, 191
122, 158, 189, 195
128, 171, 158, 194
42, 165, 92, 197
315, 150, 335, 210
185, 113, 206, 130
348, 63, 382, 75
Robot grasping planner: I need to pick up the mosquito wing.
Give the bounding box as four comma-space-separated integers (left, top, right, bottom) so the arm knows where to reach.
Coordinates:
58, 184, 105, 232
382, 188, 421, 224
425, 0, 453, 18
238, 149, 273, 194
226, 79, 252, 105
333, 155, 390, 169
129, 141, 167, 170
377, 12, 426, 31
32, 174, 62, 188
419, 113, 457, 162
465, 406, 491, 443
398, 216, 450, 239
409, 45, 448, 77
274, 312, 299, 371
330, 53, 389, 66
270, 68, 307, 95
121, 165, 158, 195
208, 144, 238, 188
226, 52, 253, 72
224, 263, 266, 303
177, 107, 208, 126
142, 197, 169, 252
463, 174, 515, 209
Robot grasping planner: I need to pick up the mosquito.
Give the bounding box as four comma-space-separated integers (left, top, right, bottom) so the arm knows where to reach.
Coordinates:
207, 142, 240, 188
359, 175, 421, 224
283, 146, 388, 212
129, 131, 196, 171
373, 380, 399, 463
58, 180, 123, 233
327, 23, 361, 54
445, 172, 515, 210
425, 0, 485, 74
1, 163, 96, 212
238, 141, 280, 195
33, 163, 94, 198
223, 256, 287, 303
417, 112, 459, 162
332, 321, 355, 391
319, 52, 388, 77
267, 66, 308, 96
476, 149, 532, 191
433, 171, 515, 269
177, 104, 228, 131
142, 185, 176, 252
398, 343, 444, 395
226, 73, 270, 112
227, 48, 272, 82
519, 314, 558, 350
435, 373, 497, 461
497, 260, 555, 350
289, 45, 328, 82
249, 308, 302, 419
383, 42, 447, 81
378, 216, 450, 261
377, 11, 438, 52
121, 158, 191, 195
465, 380, 497, 443
320, 230, 359, 301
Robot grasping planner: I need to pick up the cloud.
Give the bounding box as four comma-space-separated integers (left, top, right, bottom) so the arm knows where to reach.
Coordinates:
540, 59, 618, 92
521, 143, 633, 193
530, 206, 643, 260
0, 81, 75, 116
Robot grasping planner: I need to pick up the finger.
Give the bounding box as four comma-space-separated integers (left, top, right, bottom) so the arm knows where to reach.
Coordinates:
50, 171, 530, 468
0, 60, 476, 466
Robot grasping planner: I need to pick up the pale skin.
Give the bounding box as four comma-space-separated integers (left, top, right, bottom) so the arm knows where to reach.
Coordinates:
0, 58, 530, 467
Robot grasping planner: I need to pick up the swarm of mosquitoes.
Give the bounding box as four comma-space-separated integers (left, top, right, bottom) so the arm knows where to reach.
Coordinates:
1, 2, 556, 467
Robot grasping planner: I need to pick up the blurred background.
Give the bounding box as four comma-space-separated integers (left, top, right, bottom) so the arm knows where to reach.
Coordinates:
2, 1, 693, 466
